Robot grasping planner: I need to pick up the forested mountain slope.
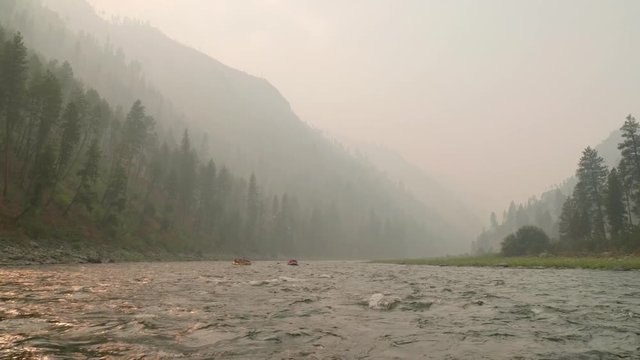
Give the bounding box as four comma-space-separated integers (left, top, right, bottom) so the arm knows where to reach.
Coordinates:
0, 0, 475, 257
354, 143, 483, 248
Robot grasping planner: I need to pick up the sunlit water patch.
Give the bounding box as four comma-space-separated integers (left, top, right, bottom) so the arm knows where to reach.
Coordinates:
1, 262, 639, 359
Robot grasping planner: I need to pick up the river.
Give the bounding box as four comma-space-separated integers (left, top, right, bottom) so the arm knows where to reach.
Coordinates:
1, 261, 639, 359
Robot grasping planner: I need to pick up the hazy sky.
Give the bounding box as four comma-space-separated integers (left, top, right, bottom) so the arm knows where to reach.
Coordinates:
87, 0, 640, 217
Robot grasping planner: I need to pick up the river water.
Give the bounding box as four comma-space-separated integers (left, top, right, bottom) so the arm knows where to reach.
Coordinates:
1, 261, 639, 359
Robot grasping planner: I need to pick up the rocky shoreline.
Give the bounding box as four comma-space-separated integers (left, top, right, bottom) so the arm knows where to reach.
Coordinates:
0, 237, 209, 266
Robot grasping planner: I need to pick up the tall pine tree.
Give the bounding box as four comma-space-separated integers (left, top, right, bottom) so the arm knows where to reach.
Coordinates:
65, 138, 101, 215
618, 114, 640, 215
558, 196, 590, 244
605, 167, 626, 239
1, 33, 27, 197
575, 146, 608, 242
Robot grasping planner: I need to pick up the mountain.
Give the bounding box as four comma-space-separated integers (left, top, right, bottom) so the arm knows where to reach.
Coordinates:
39, 0, 355, 194
353, 143, 482, 252
0, 0, 478, 257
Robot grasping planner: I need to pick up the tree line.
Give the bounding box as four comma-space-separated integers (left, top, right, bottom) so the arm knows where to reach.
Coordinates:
473, 189, 565, 254
478, 115, 640, 256
0, 29, 429, 258
556, 115, 640, 252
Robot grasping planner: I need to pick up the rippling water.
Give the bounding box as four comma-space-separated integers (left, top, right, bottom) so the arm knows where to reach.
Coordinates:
1, 261, 639, 359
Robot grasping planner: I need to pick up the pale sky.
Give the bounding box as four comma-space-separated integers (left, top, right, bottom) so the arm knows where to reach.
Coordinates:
87, 0, 640, 218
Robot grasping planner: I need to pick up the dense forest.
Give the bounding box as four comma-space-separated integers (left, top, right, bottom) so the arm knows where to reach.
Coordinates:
475, 116, 640, 254
0, 14, 447, 258
555, 116, 640, 251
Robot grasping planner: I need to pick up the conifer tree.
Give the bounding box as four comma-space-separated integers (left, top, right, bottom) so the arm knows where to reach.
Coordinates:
216, 166, 232, 214
617, 159, 635, 227
558, 196, 589, 248
178, 129, 196, 209
246, 173, 260, 249
142, 140, 165, 208
575, 146, 608, 240
1, 33, 27, 197
15, 58, 43, 164
618, 114, 640, 214
62, 91, 104, 181
46, 101, 81, 205
490, 212, 499, 229
16, 143, 57, 220
65, 138, 101, 215
102, 161, 128, 231
33, 72, 62, 158
605, 168, 626, 238
120, 100, 153, 171
196, 159, 216, 231
25, 71, 62, 194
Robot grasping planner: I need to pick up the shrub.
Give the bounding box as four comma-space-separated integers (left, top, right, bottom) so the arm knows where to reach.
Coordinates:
501, 226, 550, 256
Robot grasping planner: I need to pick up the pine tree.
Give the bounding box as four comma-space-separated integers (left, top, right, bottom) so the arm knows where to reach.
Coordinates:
216, 166, 232, 215
55, 61, 75, 100
15, 56, 43, 163
120, 100, 153, 171
178, 129, 196, 210
275, 193, 294, 252
534, 208, 554, 235
142, 140, 166, 209
575, 146, 608, 241
33, 72, 62, 159
618, 114, 640, 215
16, 143, 57, 220
1, 33, 28, 197
489, 212, 499, 229
505, 201, 517, 232
62, 90, 102, 181
65, 138, 101, 215
23, 71, 62, 195
196, 159, 216, 231
245, 173, 260, 250
47, 101, 81, 205
558, 196, 590, 245
102, 161, 128, 231
162, 167, 178, 230
605, 167, 626, 238
617, 159, 635, 227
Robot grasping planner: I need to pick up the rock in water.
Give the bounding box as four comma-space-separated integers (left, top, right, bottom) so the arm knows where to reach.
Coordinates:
368, 293, 400, 310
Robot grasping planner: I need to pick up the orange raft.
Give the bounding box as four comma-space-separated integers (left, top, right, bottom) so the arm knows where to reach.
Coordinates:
232, 258, 252, 265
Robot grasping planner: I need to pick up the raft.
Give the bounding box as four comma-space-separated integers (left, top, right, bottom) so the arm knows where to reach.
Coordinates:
232, 258, 252, 265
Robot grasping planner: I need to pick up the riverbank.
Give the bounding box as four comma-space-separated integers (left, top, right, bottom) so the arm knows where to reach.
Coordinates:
0, 237, 214, 266
377, 255, 640, 270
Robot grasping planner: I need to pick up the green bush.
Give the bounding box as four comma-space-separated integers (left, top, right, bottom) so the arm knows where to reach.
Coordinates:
501, 226, 550, 256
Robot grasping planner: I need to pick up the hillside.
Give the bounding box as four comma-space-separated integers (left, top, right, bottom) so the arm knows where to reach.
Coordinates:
354, 143, 482, 249
0, 0, 478, 257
